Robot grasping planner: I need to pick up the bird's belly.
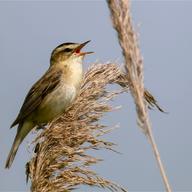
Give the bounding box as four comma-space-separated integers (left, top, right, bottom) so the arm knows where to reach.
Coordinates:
34, 84, 76, 123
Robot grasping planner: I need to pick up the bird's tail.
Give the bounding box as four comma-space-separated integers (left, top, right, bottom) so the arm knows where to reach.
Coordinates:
5, 121, 34, 169
5, 132, 21, 169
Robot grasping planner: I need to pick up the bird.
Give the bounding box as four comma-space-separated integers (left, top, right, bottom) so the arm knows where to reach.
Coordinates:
5, 40, 93, 168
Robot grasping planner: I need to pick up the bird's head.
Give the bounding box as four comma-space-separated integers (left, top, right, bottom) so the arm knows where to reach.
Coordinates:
50, 40, 93, 66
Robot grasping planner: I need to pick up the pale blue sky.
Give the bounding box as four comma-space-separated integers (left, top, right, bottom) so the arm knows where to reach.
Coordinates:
0, 1, 192, 191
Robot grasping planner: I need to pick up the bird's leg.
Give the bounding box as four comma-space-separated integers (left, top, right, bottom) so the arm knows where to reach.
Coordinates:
36, 123, 47, 130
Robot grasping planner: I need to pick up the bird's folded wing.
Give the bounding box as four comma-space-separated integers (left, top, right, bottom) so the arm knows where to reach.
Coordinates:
11, 69, 62, 128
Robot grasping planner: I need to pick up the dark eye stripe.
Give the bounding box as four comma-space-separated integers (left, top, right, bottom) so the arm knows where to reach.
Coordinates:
64, 48, 72, 52
56, 42, 75, 49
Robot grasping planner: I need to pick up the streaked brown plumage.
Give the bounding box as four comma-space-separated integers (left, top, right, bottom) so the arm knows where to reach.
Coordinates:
6, 41, 93, 168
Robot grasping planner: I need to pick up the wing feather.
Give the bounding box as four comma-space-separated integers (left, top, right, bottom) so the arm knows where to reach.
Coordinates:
11, 68, 62, 127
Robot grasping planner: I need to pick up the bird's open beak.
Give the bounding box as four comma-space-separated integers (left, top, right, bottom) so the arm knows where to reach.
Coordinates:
74, 40, 94, 56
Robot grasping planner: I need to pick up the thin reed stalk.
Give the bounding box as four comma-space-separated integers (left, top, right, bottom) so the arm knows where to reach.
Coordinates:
107, 0, 172, 191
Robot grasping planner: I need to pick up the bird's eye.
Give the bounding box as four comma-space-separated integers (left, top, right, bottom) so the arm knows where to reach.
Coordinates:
64, 48, 72, 52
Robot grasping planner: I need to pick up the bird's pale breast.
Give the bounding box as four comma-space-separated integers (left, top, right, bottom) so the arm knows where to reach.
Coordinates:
33, 83, 77, 123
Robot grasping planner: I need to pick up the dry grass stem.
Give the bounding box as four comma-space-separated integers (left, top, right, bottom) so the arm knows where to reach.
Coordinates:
107, 0, 171, 191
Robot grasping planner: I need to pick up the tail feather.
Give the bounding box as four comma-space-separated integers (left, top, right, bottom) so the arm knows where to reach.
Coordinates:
5, 135, 21, 169
5, 121, 34, 168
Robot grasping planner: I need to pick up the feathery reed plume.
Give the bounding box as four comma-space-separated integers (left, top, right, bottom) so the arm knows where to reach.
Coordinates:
27, 62, 162, 191
107, 0, 171, 191
28, 63, 129, 192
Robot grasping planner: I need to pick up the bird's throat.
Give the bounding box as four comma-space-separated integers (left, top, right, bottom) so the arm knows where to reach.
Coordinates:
59, 58, 83, 88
